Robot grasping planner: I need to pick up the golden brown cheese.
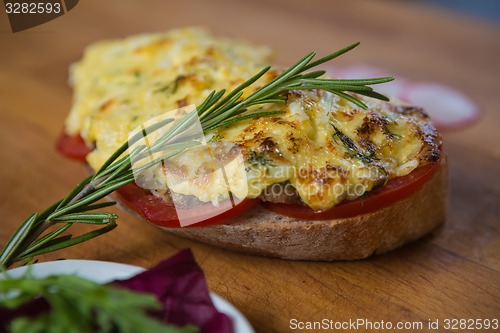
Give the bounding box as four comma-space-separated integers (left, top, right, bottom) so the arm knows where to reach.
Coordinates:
67, 27, 440, 211
67, 27, 273, 169
214, 90, 439, 210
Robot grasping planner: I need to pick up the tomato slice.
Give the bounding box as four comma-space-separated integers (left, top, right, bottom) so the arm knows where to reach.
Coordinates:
116, 183, 260, 228
56, 132, 93, 161
261, 158, 441, 220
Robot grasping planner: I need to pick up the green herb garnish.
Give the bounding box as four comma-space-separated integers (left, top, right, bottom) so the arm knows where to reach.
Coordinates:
247, 151, 275, 167
0, 273, 197, 333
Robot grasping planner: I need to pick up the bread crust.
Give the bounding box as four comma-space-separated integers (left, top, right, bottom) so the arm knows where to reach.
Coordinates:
113, 157, 447, 261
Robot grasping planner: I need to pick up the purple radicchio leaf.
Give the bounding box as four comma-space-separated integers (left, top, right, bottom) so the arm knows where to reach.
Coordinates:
113, 249, 233, 333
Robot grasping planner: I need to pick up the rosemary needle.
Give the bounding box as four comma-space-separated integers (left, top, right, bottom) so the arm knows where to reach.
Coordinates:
0, 42, 393, 269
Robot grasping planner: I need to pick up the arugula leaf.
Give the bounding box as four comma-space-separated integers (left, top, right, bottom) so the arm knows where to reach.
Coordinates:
0, 274, 198, 333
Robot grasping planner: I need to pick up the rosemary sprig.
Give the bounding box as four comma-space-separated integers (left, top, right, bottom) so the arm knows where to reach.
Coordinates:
0, 42, 393, 269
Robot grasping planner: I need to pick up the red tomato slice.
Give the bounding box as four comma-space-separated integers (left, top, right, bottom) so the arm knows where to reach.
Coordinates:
56, 132, 92, 161
261, 158, 441, 220
116, 183, 259, 228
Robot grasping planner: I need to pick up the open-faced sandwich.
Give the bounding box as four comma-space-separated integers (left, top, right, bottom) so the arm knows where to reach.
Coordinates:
57, 27, 447, 260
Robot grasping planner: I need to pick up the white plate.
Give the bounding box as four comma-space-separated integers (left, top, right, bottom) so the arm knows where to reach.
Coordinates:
2, 260, 254, 333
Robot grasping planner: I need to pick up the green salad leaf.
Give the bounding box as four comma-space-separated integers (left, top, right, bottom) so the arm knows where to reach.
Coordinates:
0, 273, 198, 333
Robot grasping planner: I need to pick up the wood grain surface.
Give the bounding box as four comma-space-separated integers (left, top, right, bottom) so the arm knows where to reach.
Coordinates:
1, 1, 499, 332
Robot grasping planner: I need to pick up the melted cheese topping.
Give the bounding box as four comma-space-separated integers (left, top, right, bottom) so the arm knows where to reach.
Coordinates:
67, 27, 440, 211
67, 27, 273, 169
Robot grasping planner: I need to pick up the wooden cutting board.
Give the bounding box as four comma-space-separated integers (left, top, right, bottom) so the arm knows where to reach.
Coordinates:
1, 1, 498, 332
